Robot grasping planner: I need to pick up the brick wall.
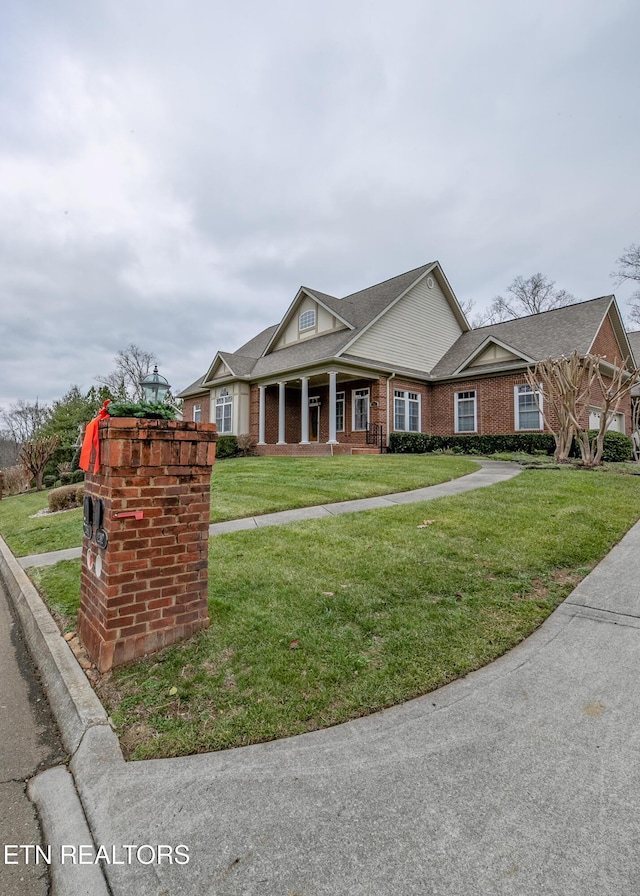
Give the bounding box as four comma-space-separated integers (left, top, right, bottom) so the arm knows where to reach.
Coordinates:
182, 394, 210, 424
78, 418, 217, 673
591, 313, 627, 366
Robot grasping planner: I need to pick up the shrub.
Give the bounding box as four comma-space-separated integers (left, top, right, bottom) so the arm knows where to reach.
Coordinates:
1, 464, 31, 495
48, 484, 83, 512
107, 400, 176, 420
236, 433, 256, 457
71, 469, 85, 483
388, 432, 556, 456
570, 429, 633, 464
43, 474, 57, 489
216, 435, 238, 459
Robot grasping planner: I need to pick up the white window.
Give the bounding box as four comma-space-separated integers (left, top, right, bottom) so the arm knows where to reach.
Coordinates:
515, 384, 542, 430
352, 388, 370, 431
299, 309, 316, 331
394, 390, 421, 432
455, 391, 477, 433
215, 393, 233, 433
192, 403, 202, 423
336, 391, 345, 432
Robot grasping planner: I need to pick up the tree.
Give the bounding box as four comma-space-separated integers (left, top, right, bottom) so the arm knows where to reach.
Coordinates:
1, 399, 50, 446
96, 344, 157, 402
527, 351, 640, 468
612, 243, 640, 324
19, 435, 59, 491
480, 273, 576, 325
40, 385, 112, 451
525, 352, 586, 463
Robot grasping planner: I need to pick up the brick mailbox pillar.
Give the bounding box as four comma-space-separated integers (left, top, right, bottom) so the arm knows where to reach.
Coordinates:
78, 418, 217, 673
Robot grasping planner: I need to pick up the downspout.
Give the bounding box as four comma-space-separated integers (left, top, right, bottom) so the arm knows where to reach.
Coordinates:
386, 372, 397, 450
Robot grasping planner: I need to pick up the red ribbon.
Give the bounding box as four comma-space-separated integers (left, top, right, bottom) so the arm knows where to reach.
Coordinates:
79, 400, 111, 473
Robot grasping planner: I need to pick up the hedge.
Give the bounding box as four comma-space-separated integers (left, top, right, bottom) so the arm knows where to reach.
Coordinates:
215, 435, 239, 460
388, 432, 556, 455
570, 430, 633, 463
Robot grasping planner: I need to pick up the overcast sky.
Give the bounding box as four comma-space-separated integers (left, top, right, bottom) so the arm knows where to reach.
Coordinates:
1, 0, 639, 410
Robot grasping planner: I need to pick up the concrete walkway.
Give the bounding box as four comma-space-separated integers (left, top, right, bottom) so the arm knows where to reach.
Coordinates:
18, 459, 520, 567
5, 458, 640, 894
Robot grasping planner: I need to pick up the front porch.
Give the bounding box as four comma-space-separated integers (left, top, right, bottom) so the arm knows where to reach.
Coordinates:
251, 372, 387, 456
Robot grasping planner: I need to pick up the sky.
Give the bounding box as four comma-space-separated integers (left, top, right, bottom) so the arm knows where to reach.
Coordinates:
1, 0, 639, 411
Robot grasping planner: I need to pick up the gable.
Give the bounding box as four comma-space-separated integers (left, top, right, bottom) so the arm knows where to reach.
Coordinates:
466, 341, 523, 368
268, 290, 349, 353
345, 273, 464, 373
208, 358, 232, 380
589, 309, 633, 368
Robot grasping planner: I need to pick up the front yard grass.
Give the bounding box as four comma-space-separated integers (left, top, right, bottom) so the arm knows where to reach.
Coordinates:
0, 454, 477, 556
30, 466, 640, 760
209, 455, 478, 522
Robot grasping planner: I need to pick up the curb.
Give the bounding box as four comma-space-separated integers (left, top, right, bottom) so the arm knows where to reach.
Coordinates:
0, 535, 117, 756
0, 534, 122, 896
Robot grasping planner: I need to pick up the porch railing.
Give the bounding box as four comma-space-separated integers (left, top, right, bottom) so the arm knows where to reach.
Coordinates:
366, 423, 386, 453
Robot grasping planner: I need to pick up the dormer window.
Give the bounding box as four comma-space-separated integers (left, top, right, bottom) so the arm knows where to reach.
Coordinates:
299, 309, 316, 331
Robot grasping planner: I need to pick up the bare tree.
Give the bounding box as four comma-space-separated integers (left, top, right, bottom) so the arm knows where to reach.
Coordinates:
526, 352, 587, 463
481, 273, 576, 324
612, 243, 640, 324
1, 399, 50, 446
96, 344, 157, 402
19, 435, 59, 491
529, 351, 640, 467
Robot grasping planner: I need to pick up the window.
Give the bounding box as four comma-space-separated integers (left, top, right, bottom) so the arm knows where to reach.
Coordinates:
455, 391, 477, 433
192, 403, 202, 423
336, 391, 345, 432
515, 384, 542, 430
352, 388, 369, 431
299, 309, 316, 331
394, 390, 421, 432
215, 393, 233, 433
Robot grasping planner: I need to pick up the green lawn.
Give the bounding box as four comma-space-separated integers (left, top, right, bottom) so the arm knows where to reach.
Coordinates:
0, 455, 477, 556
29, 466, 640, 760
209, 455, 477, 522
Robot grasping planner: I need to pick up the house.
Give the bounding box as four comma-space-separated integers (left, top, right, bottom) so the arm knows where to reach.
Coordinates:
179, 262, 636, 453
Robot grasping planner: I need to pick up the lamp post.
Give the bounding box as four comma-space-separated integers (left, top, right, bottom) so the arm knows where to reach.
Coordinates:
139, 365, 171, 403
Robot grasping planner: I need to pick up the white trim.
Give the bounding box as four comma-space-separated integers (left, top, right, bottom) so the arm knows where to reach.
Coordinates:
215, 393, 233, 434
335, 390, 345, 433
452, 336, 536, 376
454, 390, 477, 433
393, 389, 421, 433
514, 384, 543, 431
263, 288, 354, 356
192, 403, 202, 423
352, 387, 370, 431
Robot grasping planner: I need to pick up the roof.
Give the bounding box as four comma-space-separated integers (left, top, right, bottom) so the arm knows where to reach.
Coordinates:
431, 296, 618, 378
189, 262, 463, 388
626, 331, 640, 366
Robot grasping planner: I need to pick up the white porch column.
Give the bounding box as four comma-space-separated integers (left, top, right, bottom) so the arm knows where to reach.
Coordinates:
258, 385, 266, 445
277, 381, 287, 445
328, 371, 338, 444
300, 377, 310, 444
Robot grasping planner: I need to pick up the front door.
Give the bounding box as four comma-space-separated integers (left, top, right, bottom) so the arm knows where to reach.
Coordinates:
309, 404, 320, 441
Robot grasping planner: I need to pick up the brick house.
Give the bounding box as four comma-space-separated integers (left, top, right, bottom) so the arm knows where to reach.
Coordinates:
180, 262, 636, 453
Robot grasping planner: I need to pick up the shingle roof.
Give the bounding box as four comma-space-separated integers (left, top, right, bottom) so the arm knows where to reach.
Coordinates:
431, 296, 615, 378
339, 263, 437, 328
201, 264, 442, 383
178, 374, 208, 397
626, 331, 640, 366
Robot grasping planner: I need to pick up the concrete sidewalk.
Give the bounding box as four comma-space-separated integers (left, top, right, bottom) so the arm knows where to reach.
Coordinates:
18, 459, 520, 567
6, 458, 640, 894
24, 517, 640, 896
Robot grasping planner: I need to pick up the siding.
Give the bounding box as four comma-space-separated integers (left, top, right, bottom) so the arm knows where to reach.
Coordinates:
271, 295, 346, 351
347, 276, 463, 373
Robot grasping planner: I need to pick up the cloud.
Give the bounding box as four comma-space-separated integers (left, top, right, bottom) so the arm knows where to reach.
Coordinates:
1, 0, 639, 410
